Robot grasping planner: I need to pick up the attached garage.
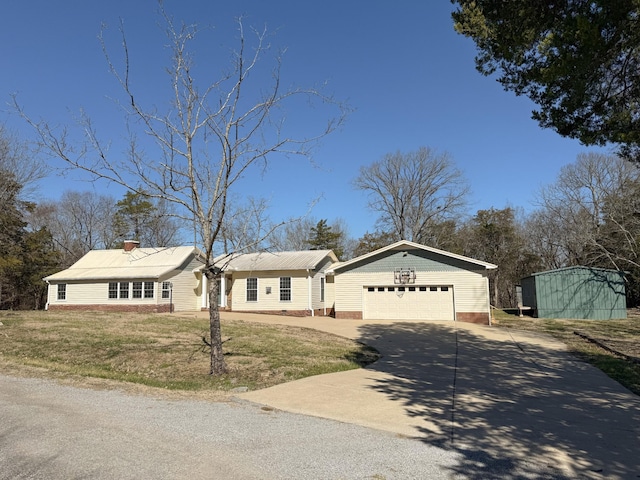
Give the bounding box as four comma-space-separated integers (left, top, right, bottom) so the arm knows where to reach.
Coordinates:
326, 240, 497, 324
363, 285, 454, 321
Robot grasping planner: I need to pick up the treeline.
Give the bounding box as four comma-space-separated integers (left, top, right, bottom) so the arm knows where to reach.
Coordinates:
0, 124, 183, 309
0, 184, 182, 309
2, 124, 639, 310
349, 150, 640, 308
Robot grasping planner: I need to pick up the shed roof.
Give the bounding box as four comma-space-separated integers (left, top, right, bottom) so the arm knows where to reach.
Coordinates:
326, 240, 497, 273
213, 250, 337, 272
44, 246, 203, 281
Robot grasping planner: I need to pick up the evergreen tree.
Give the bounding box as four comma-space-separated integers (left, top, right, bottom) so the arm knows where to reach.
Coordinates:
308, 219, 343, 259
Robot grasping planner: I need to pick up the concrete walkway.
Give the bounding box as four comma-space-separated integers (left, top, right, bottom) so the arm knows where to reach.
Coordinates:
223, 312, 640, 479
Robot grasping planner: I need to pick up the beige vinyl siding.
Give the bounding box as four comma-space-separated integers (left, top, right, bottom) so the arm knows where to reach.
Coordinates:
47, 279, 158, 306
231, 270, 312, 312
310, 271, 326, 311
334, 270, 489, 316
325, 276, 335, 312
158, 255, 203, 311
310, 256, 335, 312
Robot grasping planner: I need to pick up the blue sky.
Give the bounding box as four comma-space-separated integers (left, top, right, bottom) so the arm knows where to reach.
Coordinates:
0, 1, 611, 240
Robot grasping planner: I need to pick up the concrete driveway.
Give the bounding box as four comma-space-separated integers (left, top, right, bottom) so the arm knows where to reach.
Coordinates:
230, 312, 640, 479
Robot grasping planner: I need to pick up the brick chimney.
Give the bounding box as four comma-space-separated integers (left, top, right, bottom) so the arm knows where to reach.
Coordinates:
123, 240, 140, 252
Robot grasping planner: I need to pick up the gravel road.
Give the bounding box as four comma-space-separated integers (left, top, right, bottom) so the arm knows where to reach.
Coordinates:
0, 374, 464, 480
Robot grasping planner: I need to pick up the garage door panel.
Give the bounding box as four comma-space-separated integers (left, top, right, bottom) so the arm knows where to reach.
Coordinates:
364, 285, 454, 321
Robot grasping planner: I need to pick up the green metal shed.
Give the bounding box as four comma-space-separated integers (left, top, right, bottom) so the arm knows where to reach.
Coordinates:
521, 266, 627, 320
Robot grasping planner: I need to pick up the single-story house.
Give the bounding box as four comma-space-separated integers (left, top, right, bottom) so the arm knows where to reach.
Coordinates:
203, 249, 338, 316
325, 240, 497, 324
44, 241, 206, 313
44, 240, 497, 323
521, 266, 627, 320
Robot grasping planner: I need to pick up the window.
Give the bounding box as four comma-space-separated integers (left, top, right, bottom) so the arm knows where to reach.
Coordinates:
441, 286, 449, 292
144, 282, 154, 298
430, 287, 438, 292
320, 277, 325, 302
280, 277, 291, 301
419, 286, 427, 292
246, 278, 258, 302
162, 281, 171, 299
388, 287, 395, 292
378, 287, 385, 292
132, 282, 143, 299
57, 284, 66, 301
108, 282, 130, 299
409, 286, 416, 292
398, 286, 405, 292
367, 287, 375, 292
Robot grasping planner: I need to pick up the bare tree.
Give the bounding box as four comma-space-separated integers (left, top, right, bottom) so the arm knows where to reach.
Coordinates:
0, 124, 47, 200
16, 10, 346, 374
534, 152, 640, 271
28, 191, 116, 266
267, 216, 355, 259
353, 147, 470, 246
216, 196, 274, 254
268, 217, 317, 251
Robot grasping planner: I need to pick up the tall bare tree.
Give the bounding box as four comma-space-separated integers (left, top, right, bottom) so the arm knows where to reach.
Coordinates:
0, 124, 47, 200
353, 147, 470, 247
16, 10, 346, 374
28, 191, 116, 267
534, 153, 640, 271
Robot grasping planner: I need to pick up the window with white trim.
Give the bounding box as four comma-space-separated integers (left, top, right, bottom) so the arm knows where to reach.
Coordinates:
108, 282, 131, 299
132, 282, 143, 299
57, 284, 66, 301
144, 282, 154, 298
280, 277, 291, 301
161, 281, 171, 299
320, 277, 325, 302
246, 278, 258, 302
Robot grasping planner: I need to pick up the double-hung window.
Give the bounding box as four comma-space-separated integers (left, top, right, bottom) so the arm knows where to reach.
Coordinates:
144, 282, 154, 298
57, 284, 66, 301
280, 277, 291, 302
109, 282, 130, 299
246, 278, 258, 302
161, 281, 171, 299
132, 282, 143, 299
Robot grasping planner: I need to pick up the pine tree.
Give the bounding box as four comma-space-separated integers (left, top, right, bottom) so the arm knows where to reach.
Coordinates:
308, 219, 343, 259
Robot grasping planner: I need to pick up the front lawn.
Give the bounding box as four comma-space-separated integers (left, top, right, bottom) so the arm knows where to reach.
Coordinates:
0, 311, 379, 394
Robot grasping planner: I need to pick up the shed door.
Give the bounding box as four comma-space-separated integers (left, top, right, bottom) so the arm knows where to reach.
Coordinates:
363, 286, 454, 321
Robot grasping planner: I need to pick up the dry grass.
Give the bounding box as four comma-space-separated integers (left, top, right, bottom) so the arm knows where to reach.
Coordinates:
0, 310, 379, 396
493, 309, 640, 395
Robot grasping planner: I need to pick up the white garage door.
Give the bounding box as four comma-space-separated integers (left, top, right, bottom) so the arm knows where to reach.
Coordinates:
363, 285, 455, 321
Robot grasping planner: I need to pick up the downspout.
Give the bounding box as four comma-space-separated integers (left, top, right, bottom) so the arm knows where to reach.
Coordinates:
323, 277, 326, 316
486, 273, 492, 326
44, 279, 50, 311
307, 269, 313, 317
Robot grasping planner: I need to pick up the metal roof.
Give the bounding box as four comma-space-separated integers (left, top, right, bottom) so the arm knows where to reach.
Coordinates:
44, 246, 203, 281
213, 250, 337, 272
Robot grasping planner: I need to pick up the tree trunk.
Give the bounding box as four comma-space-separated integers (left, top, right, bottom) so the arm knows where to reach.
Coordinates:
206, 272, 228, 375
